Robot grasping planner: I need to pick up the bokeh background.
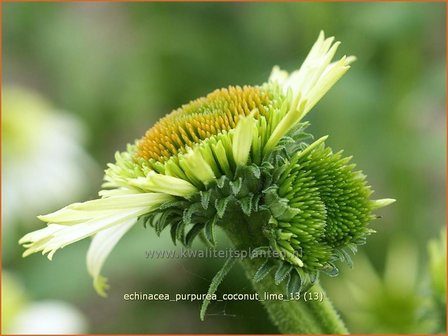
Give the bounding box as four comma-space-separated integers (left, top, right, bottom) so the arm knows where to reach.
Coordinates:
2, 2, 446, 334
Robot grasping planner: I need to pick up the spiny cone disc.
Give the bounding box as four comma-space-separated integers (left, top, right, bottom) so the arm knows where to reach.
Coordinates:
136, 86, 272, 163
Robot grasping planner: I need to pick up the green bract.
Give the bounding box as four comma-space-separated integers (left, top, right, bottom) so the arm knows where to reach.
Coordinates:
19, 31, 394, 300
138, 122, 388, 295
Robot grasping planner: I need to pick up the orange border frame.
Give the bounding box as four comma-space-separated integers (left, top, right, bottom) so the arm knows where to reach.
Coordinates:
0, 1, 446, 336
1, 0, 447, 2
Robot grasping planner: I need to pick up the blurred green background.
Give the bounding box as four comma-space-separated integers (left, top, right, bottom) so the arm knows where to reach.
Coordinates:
2, 2, 445, 334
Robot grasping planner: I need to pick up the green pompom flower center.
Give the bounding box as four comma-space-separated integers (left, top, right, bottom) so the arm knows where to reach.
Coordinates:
265, 141, 375, 279
277, 144, 373, 246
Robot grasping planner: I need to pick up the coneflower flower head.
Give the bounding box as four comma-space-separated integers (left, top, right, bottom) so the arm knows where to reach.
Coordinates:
20, 31, 394, 297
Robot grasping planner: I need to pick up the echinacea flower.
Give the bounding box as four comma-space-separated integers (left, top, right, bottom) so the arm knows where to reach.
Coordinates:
19, 31, 394, 300
2, 271, 88, 334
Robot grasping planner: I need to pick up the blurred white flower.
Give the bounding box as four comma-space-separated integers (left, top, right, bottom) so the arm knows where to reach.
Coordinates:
1, 272, 27, 332
2, 86, 95, 226
10, 301, 88, 334
2, 271, 88, 334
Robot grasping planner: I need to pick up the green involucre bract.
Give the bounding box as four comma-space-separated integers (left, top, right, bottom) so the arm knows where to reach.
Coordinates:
140, 122, 383, 294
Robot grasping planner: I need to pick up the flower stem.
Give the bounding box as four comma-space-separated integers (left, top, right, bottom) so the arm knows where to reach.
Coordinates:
223, 212, 348, 334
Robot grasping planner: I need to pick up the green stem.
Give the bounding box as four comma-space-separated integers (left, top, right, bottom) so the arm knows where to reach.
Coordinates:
223, 212, 348, 334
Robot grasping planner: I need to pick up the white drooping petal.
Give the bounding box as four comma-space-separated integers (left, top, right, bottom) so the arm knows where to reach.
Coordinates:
38, 193, 172, 223
23, 208, 142, 260
265, 31, 355, 155
303, 56, 351, 114
87, 218, 135, 297
98, 188, 141, 198
263, 93, 307, 155
269, 31, 352, 113
370, 198, 396, 210
232, 114, 257, 166
129, 172, 198, 198
20, 193, 174, 260
19, 224, 65, 255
